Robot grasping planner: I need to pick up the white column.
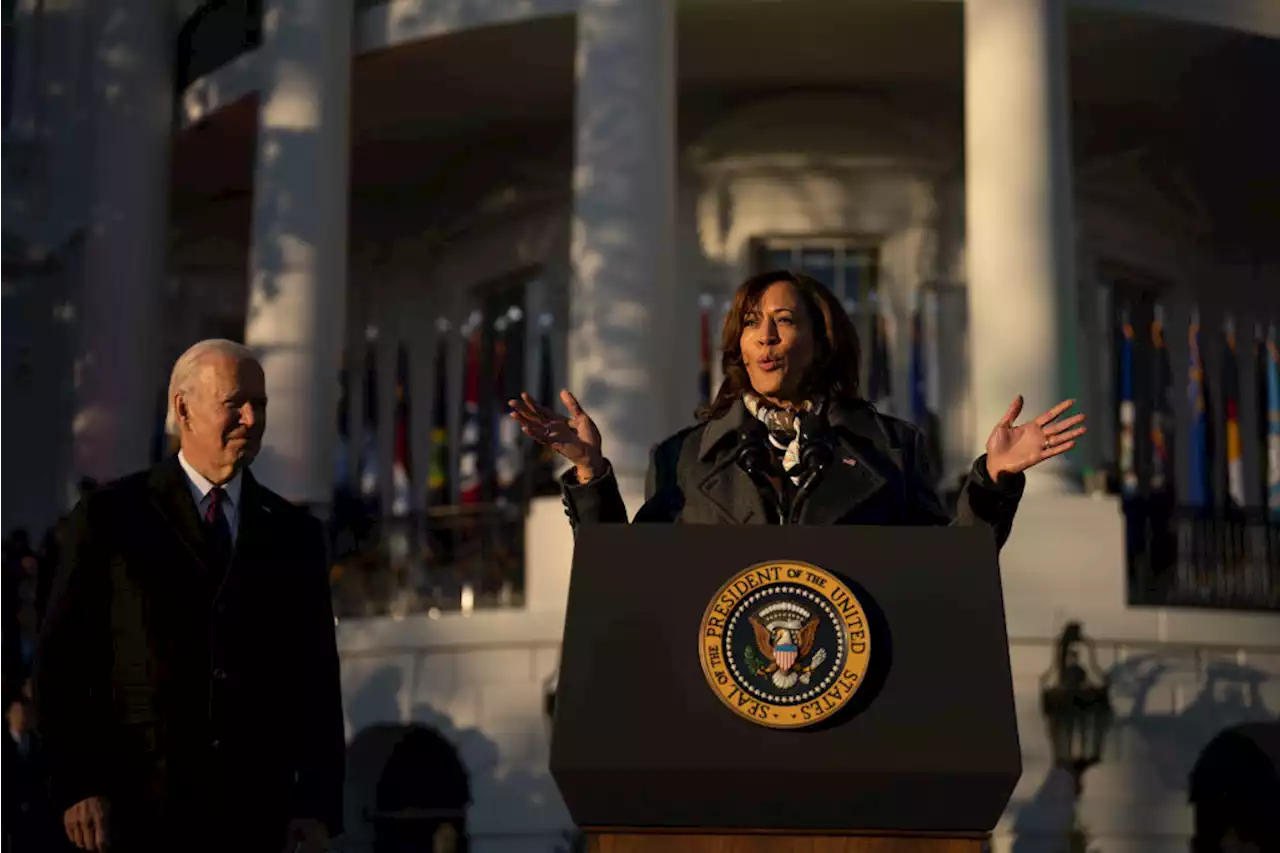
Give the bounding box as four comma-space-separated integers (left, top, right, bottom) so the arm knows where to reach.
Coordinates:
964, 0, 1079, 491
569, 0, 678, 493
72, 0, 173, 482
245, 0, 353, 505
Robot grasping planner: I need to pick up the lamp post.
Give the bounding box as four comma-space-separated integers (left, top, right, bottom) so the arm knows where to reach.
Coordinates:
1040, 622, 1113, 853
1040, 621, 1114, 795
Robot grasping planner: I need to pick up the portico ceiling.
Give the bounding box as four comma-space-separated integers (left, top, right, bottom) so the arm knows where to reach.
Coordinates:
171, 1, 1277, 249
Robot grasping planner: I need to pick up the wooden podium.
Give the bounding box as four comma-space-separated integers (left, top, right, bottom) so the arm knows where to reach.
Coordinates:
549, 525, 1021, 853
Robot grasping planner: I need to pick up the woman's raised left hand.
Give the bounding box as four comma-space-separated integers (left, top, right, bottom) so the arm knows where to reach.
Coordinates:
985, 395, 1088, 479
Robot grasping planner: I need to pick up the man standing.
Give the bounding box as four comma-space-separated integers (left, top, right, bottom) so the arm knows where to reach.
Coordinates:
35, 340, 344, 852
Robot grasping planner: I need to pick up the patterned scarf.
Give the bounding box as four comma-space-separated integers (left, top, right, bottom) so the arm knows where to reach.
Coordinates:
742, 393, 822, 485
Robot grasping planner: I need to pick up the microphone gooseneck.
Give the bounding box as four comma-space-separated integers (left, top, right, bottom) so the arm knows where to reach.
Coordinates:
789, 410, 836, 524
736, 419, 786, 524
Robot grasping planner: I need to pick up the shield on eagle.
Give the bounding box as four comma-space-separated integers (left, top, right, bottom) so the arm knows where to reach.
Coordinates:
774, 643, 798, 673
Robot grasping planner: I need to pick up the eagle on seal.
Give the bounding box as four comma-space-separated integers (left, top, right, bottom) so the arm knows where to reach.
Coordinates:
748, 613, 828, 690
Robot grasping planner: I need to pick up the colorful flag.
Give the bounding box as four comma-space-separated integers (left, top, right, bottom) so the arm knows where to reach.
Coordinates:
427, 321, 451, 507
867, 292, 892, 413
1187, 310, 1212, 507
459, 317, 483, 506
1118, 311, 1138, 497
492, 314, 524, 503
698, 294, 714, 406
1223, 317, 1245, 508
532, 313, 559, 496
1264, 325, 1280, 515
391, 342, 413, 517
358, 334, 380, 513
1149, 306, 1175, 494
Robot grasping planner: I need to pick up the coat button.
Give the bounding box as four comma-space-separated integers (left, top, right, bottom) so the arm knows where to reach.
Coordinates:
215, 603, 227, 614
213, 668, 228, 681
211, 739, 222, 750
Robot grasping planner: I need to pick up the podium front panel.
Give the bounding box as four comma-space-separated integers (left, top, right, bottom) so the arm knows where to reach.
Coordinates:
549, 524, 1021, 833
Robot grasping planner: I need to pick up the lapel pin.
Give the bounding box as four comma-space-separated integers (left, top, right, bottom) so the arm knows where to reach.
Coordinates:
842, 458, 857, 467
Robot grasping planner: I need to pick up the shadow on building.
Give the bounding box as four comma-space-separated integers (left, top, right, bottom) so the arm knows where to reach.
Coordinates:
342, 662, 574, 852
1010, 655, 1278, 853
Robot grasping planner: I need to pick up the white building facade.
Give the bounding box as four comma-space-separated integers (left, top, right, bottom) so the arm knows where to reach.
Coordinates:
4, 1, 1280, 851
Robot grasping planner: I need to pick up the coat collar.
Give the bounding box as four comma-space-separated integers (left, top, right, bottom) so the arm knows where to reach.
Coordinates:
696, 397, 900, 525
147, 454, 267, 578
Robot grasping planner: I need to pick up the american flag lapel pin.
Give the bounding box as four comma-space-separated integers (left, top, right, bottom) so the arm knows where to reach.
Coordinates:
842, 457, 857, 467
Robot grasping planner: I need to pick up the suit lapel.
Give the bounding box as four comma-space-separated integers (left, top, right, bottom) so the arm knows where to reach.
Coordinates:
697, 400, 772, 524
696, 457, 770, 525
147, 455, 216, 573
797, 400, 901, 526
797, 436, 888, 525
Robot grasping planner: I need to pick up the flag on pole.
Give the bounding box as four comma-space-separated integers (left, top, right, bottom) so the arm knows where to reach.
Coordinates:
459, 313, 483, 506
492, 310, 525, 503
1118, 310, 1138, 497
391, 342, 413, 517
358, 329, 380, 513
698, 294, 714, 406
867, 291, 892, 413
1223, 316, 1245, 509
1187, 310, 1212, 508
427, 320, 451, 507
532, 313, 559, 496
1149, 305, 1175, 495
1266, 326, 1280, 515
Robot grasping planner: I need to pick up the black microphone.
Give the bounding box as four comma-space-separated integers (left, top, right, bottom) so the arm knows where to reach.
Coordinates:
736, 418, 785, 524
790, 410, 836, 524
796, 410, 835, 476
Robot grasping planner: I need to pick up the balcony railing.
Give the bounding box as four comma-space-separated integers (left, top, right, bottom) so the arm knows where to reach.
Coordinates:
175, 0, 262, 94
1125, 498, 1280, 612
327, 501, 526, 621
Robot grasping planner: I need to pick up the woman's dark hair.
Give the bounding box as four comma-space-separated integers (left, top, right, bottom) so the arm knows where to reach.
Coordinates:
697, 269, 862, 422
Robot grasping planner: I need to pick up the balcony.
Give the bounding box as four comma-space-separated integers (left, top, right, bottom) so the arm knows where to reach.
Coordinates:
175, 0, 262, 94
1124, 498, 1280, 613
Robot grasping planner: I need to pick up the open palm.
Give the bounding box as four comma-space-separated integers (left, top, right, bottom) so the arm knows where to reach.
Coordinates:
508, 390, 603, 471
986, 395, 1088, 478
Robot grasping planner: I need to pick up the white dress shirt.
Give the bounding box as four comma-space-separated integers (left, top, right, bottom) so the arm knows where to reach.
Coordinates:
178, 451, 243, 546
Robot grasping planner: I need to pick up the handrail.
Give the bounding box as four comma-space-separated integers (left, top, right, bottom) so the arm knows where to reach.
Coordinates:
1124, 497, 1279, 613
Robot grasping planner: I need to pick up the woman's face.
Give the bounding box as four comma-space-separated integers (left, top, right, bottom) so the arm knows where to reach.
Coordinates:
739, 281, 816, 404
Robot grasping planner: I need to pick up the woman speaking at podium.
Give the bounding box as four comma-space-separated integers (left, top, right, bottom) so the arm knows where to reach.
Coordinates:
509, 271, 1085, 545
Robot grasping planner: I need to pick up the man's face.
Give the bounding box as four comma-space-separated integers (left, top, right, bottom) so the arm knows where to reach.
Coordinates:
7, 700, 29, 735
177, 353, 267, 480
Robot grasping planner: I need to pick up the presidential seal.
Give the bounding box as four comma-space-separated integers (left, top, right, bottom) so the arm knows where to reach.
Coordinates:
698, 560, 871, 729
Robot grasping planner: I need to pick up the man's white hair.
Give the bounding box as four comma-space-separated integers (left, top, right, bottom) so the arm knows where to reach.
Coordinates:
165, 339, 259, 436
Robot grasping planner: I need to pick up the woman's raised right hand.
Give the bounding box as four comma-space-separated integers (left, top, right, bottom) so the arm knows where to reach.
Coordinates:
508, 390, 605, 481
